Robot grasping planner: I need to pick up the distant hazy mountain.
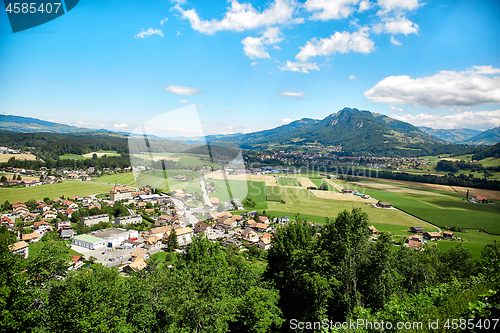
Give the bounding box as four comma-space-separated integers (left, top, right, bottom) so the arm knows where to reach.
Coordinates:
464, 127, 500, 145
0, 114, 92, 133
418, 127, 482, 143
207, 107, 443, 155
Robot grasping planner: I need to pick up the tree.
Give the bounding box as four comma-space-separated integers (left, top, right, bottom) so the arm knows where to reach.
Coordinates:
2, 200, 12, 212
167, 229, 179, 252
0, 175, 6, 183
17, 174, 22, 181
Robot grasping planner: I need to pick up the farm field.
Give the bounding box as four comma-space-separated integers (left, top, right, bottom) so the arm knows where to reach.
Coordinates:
133, 152, 220, 168
265, 187, 436, 233
355, 180, 444, 196
308, 178, 336, 191
297, 177, 317, 188
309, 190, 377, 203
0, 153, 37, 162
59, 154, 87, 160
363, 189, 500, 235
208, 180, 267, 209
0, 181, 113, 202
265, 186, 282, 202
321, 178, 343, 192
82, 150, 120, 158
205, 172, 277, 186
277, 177, 301, 187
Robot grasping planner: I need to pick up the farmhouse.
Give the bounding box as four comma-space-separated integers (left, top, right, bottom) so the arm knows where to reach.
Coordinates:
241, 228, 259, 243
22, 232, 39, 243
80, 214, 110, 227
68, 255, 84, 271
377, 202, 392, 209
173, 174, 187, 181
443, 231, 455, 239
258, 233, 273, 250
423, 232, 441, 241
410, 226, 424, 234
72, 234, 107, 250
194, 221, 212, 235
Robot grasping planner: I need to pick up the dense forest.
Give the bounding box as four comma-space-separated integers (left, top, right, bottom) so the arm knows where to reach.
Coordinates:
1, 208, 499, 332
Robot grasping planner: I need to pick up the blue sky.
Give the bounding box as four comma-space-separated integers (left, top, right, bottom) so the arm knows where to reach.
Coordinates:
1, 0, 500, 137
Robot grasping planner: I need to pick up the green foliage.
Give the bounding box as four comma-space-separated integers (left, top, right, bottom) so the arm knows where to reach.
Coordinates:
166, 229, 179, 252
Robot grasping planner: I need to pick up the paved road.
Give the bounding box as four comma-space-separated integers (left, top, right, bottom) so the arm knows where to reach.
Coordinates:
199, 171, 212, 207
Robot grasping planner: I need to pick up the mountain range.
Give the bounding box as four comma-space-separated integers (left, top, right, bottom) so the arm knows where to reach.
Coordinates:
1, 110, 498, 153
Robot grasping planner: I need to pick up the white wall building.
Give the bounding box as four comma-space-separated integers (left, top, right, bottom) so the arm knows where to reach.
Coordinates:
80, 214, 109, 227
72, 234, 107, 250
92, 228, 139, 248
115, 214, 142, 225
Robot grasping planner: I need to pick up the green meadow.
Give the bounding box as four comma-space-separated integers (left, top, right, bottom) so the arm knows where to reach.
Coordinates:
277, 177, 301, 187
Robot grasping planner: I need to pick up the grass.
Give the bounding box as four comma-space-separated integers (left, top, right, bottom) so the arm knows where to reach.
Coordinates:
29, 240, 83, 257
59, 154, 87, 160
0, 181, 113, 202
265, 187, 433, 231
363, 189, 500, 235
480, 157, 500, 167
209, 180, 268, 209
278, 177, 301, 187
266, 186, 282, 202
309, 178, 336, 191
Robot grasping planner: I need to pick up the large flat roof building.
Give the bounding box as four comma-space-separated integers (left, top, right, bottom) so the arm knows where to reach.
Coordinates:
72, 234, 107, 250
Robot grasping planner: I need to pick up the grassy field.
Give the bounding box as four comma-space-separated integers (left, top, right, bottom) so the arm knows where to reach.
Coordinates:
60, 150, 120, 160
59, 154, 87, 160
0, 154, 37, 162
133, 152, 221, 168
277, 177, 301, 187
265, 187, 435, 233
209, 180, 267, 209
363, 189, 500, 235
309, 178, 336, 191
29, 240, 83, 257
266, 186, 282, 202
427, 229, 500, 260
0, 181, 113, 202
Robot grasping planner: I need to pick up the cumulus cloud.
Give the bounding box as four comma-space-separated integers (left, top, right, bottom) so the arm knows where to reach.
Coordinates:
393, 110, 500, 130
242, 27, 283, 59
304, 0, 364, 20
295, 27, 375, 62
390, 36, 402, 45
389, 105, 405, 112
135, 28, 164, 38
278, 90, 304, 100
383, 16, 418, 35
281, 118, 292, 124
376, 0, 422, 15
174, 0, 297, 35
160, 18, 168, 25
164, 85, 201, 95
114, 123, 129, 129
180, 99, 189, 103
364, 66, 500, 108
349, 74, 357, 80
279, 61, 319, 73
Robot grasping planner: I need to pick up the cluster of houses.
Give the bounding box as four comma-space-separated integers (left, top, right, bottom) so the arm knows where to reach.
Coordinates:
403, 226, 456, 250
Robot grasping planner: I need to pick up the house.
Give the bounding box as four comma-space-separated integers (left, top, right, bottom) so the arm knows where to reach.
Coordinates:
144, 235, 161, 250
232, 214, 243, 222
377, 201, 392, 209
144, 208, 155, 215
369, 225, 378, 234
138, 194, 161, 202
136, 202, 147, 208
68, 255, 84, 271
443, 231, 455, 239
156, 214, 177, 226
122, 258, 147, 273
22, 213, 36, 222
173, 174, 187, 181
222, 238, 242, 248
80, 214, 109, 227
12, 201, 26, 209
258, 233, 273, 250
13, 206, 29, 216
122, 239, 141, 249
33, 221, 52, 233
194, 221, 212, 235
22, 232, 39, 243
246, 210, 258, 217
115, 214, 142, 225
131, 249, 150, 261
407, 234, 423, 243
223, 218, 237, 229
209, 197, 220, 205
72, 234, 107, 250
241, 228, 259, 243
252, 223, 269, 233
109, 186, 133, 201
423, 232, 441, 241
474, 196, 488, 203
60, 200, 78, 209
59, 228, 74, 240
38, 203, 52, 212
8, 241, 29, 258
43, 211, 57, 219
164, 227, 194, 246
278, 216, 290, 223
259, 216, 270, 224
1, 216, 12, 226
405, 239, 423, 250
55, 220, 71, 230
145, 225, 178, 238
410, 226, 425, 234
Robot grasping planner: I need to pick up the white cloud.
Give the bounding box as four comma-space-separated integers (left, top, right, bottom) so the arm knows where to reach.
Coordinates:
250, 61, 257, 66
364, 66, 500, 108
226, 109, 233, 113
281, 118, 292, 124
164, 85, 201, 95
389, 105, 404, 112
376, 0, 422, 15
180, 99, 189, 103
160, 18, 168, 25
390, 35, 402, 45
304, 0, 364, 20
393, 110, 500, 130
242, 27, 283, 59
278, 90, 304, 100
195, 104, 206, 108
279, 61, 319, 73
170, 0, 186, 4
349, 74, 357, 80
175, 0, 297, 35
295, 27, 375, 62
358, 0, 371, 12
114, 123, 129, 129
383, 16, 418, 35
134, 28, 164, 38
